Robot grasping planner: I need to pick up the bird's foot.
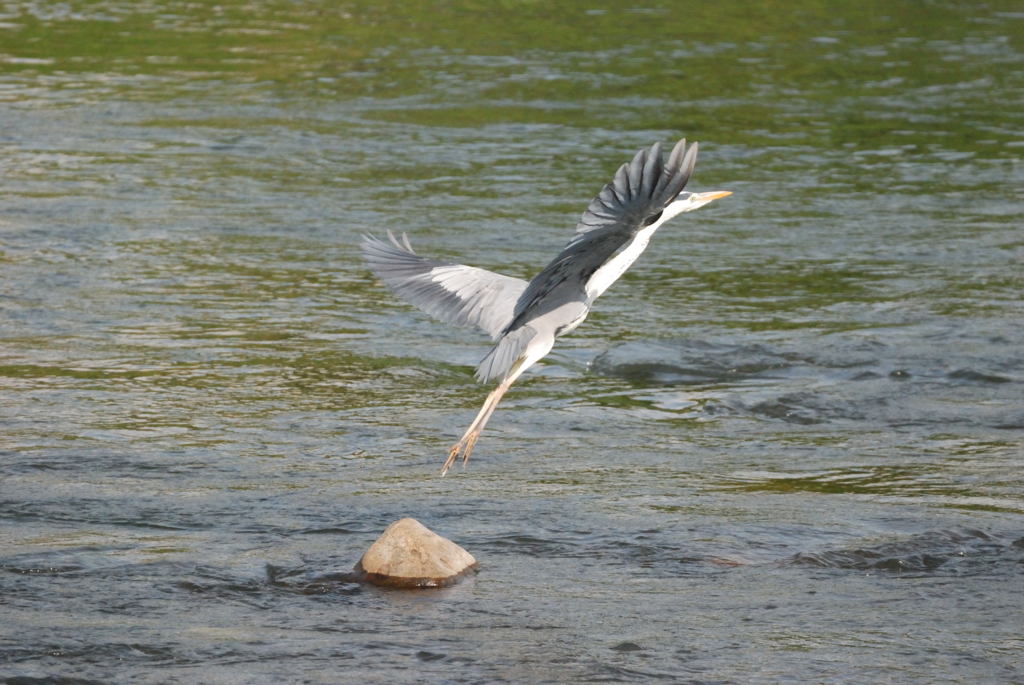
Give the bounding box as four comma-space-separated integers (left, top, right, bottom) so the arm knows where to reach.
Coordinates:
440, 433, 479, 477
440, 443, 461, 477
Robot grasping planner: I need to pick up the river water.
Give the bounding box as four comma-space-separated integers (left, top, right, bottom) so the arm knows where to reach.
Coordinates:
2, 1, 1023, 682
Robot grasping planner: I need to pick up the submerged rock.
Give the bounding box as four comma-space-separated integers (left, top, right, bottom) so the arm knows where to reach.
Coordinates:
354, 518, 477, 588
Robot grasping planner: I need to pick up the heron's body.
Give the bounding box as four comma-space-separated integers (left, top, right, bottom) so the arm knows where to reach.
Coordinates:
362, 138, 730, 474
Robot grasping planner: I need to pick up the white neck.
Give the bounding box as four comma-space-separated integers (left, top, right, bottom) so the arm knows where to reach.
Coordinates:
582, 191, 723, 302
584, 222, 661, 301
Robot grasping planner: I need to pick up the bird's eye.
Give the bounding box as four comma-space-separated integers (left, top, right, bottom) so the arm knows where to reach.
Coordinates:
643, 211, 663, 227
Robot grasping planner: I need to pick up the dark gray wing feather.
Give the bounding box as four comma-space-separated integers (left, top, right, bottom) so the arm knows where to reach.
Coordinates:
361, 232, 528, 340
574, 138, 698, 240
505, 138, 699, 332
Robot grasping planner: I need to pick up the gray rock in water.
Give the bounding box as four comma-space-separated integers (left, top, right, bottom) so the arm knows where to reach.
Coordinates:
354, 518, 477, 588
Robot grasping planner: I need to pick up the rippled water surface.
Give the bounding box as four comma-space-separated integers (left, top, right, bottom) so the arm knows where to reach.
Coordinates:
2, 1, 1023, 682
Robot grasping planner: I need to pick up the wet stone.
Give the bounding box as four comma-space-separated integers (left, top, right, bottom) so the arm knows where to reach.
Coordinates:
354, 518, 477, 588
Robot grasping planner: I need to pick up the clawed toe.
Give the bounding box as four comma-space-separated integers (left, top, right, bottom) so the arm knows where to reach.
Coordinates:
440, 432, 480, 476
440, 443, 462, 477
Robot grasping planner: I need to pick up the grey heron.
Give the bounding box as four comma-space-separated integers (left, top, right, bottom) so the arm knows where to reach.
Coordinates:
362, 138, 730, 475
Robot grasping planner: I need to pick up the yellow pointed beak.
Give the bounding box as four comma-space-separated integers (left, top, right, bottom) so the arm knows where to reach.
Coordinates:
696, 190, 732, 202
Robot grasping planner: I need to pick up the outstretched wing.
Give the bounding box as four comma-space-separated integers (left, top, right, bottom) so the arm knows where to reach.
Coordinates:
506, 138, 699, 331
361, 231, 528, 340
574, 138, 698, 241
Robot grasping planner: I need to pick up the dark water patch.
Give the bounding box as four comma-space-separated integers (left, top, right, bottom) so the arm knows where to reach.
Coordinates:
480, 533, 586, 558
1, 563, 84, 576
591, 340, 797, 386
175, 577, 268, 601
3, 677, 107, 685
590, 327, 1024, 430
295, 525, 362, 535
265, 564, 363, 596
4, 677, 107, 685
167, 563, 365, 605
741, 393, 845, 425
0, 451, 220, 478
0, 497, 216, 531
947, 368, 1013, 385
1, 641, 178, 667
471, 527, 749, 577
579, 661, 680, 681
788, 528, 1019, 577
723, 466, 935, 496
723, 458, 1024, 516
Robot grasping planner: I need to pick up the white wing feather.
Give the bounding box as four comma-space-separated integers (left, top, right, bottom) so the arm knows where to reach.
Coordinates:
361, 232, 527, 340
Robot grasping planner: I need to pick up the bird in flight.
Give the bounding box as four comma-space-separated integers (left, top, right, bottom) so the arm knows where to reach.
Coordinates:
362, 138, 730, 475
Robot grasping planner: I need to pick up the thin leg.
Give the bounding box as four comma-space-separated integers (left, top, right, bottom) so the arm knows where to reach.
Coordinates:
441, 378, 513, 476
439, 333, 554, 476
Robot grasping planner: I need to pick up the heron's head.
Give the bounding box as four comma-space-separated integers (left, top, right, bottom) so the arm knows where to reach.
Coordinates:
662, 190, 732, 222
